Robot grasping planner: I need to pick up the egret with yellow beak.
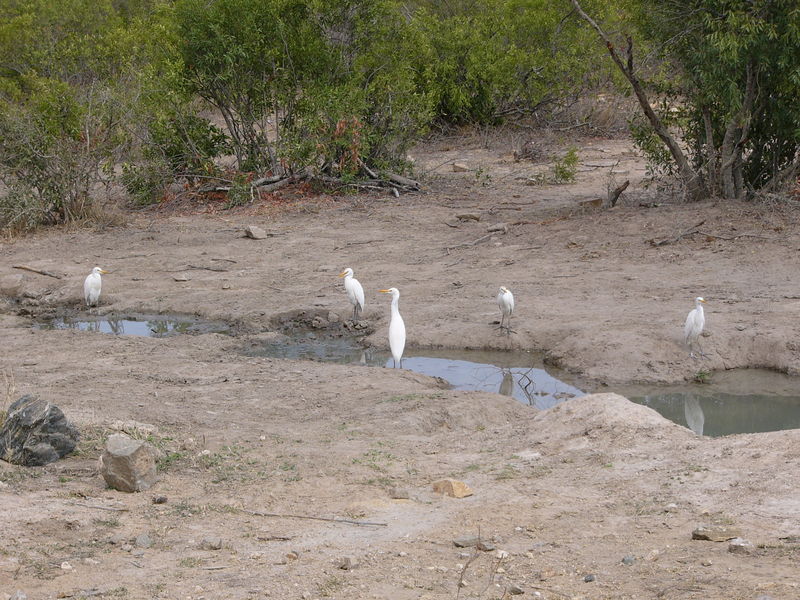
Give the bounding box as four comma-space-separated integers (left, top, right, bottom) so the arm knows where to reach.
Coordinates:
84, 266, 109, 307
379, 287, 405, 368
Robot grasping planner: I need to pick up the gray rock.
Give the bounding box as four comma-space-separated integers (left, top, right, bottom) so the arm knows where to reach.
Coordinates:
453, 535, 480, 548
131, 549, 145, 558
0, 274, 24, 297
152, 495, 168, 504
622, 555, 636, 566
507, 583, 524, 595
0, 395, 79, 466
584, 574, 596, 583
135, 533, 152, 549
200, 536, 223, 550
99, 434, 158, 493
337, 556, 358, 570
728, 537, 756, 555
476, 541, 495, 552
10, 591, 27, 600
452, 162, 470, 172
120, 544, 133, 552
389, 487, 410, 499
692, 525, 741, 542
244, 225, 268, 239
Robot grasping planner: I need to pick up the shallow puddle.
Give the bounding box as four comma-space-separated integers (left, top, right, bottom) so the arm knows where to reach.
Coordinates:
247, 333, 800, 436
36, 314, 230, 338
618, 369, 800, 437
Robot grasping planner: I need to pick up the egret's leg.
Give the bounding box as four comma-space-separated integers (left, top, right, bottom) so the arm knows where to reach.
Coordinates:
399, 358, 403, 369
506, 314, 512, 335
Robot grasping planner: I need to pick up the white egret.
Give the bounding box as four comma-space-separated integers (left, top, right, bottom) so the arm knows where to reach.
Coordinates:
684, 296, 707, 358
379, 287, 405, 368
338, 267, 365, 320
83, 266, 109, 307
497, 286, 515, 333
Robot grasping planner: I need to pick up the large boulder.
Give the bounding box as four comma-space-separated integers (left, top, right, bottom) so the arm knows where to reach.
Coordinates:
99, 433, 158, 492
0, 395, 79, 466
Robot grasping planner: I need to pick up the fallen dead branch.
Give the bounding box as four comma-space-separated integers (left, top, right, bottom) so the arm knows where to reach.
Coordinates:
445, 232, 497, 254
696, 230, 777, 242
13, 265, 62, 279
68, 502, 130, 512
239, 508, 387, 527
648, 220, 706, 247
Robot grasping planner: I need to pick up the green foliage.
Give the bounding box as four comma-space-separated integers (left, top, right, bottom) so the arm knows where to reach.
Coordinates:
625, 0, 800, 195
552, 147, 579, 183
408, 0, 614, 124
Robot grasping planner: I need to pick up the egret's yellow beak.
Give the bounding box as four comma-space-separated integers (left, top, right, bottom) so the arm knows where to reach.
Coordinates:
700, 298, 707, 303
338, 271, 347, 278
100, 269, 109, 274
378, 289, 390, 293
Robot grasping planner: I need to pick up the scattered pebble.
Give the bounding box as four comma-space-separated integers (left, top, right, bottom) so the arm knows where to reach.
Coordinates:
622, 555, 636, 566
152, 495, 168, 504
286, 551, 300, 561
338, 556, 359, 570
199, 537, 223, 551
135, 534, 152, 549
453, 535, 479, 548
692, 525, 741, 542
664, 503, 678, 513
452, 163, 470, 173
507, 583, 524, 595
584, 574, 596, 582
728, 537, 756, 555
60, 561, 73, 571
700, 558, 713, 566
244, 225, 268, 240
389, 487, 410, 500
432, 478, 473, 498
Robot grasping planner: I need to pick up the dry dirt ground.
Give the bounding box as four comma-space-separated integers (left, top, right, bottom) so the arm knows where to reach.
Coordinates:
1, 130, 800, 600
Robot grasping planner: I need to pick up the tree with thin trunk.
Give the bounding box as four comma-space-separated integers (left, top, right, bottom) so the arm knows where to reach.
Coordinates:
570, 0, 800, 201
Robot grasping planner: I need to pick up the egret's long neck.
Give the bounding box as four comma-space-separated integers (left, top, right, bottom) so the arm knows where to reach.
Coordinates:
695, 301, 704, 313
391, 294, 400, 315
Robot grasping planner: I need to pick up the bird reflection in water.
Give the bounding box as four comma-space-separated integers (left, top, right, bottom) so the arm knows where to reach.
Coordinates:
683, 395, 705, 435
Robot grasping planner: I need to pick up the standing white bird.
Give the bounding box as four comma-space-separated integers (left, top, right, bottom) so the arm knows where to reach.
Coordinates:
83, 266, 109, 307
497, 286, 515, 333
338, 267, 365, 320
684, 296, 707, 358
379, 287, 405, 368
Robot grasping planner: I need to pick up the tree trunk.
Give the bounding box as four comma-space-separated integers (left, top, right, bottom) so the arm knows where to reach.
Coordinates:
719, 61, 756, 199
570, 0, 706, 201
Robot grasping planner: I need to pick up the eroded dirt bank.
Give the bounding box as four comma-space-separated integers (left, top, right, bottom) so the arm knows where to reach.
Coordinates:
1, 135, 800, 599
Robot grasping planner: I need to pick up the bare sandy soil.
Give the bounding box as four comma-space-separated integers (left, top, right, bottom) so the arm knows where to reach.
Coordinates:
1, 131, 800, 600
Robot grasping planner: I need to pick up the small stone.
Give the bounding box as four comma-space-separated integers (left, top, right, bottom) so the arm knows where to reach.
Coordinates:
172, 274, 190, 282
453, 536, 479, 548
0, 274, 24, 297
692, 525, 742, 542
152, 495, 167, 504
200, 537, 223, 551
452, 162, 469, 172
432, 478, 473, 498
108, 533, 126, 545
135, 534, 152, 549
286, 551, 299, 560
244, 225, 268, 240
389, 487, 410, 500
664, 503, 678, 513
736, 324, 747, 331
301, 593, 311, 600
221, 282, 231, 290
700, 558, 713, 566
728, 537, 756, 555
338, 556, 358, 570
99, 434, 158, 493
622, 555, 636, 566
646, 549, 661, 561
487, 223, 508, 233
476, 541, 495, 552
507, 583, 524, 595
584, 574, 596, 583
120, 544, 133, 552
398, 551, 407, 557
132, 549, 145, 558
60, 561, 73, 571
10, 591, 27, 600
0, 395, 79, 466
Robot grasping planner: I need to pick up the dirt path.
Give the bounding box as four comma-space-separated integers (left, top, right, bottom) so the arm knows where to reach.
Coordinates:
1, 133, 799, 599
